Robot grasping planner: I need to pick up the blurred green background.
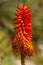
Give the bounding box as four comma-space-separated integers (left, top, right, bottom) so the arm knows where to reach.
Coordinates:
0, 0, 43, 65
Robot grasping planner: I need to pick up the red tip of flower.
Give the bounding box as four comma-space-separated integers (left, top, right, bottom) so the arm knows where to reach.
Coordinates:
12, 5, 34, 56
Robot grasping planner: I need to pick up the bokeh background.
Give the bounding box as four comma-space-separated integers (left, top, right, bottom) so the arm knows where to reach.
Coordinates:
0, 0, 43, 65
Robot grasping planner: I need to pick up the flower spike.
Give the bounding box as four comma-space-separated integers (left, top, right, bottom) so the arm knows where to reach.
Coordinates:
12, 5, 34, 56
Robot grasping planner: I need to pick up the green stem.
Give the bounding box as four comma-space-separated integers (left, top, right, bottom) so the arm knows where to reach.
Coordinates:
21, 53, 25, 65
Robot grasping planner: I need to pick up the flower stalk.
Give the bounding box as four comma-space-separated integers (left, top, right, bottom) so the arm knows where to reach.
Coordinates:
21, 53, 25, 65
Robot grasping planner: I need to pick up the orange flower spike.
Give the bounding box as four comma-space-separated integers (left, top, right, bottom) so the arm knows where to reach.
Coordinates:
12, 5, 34, 56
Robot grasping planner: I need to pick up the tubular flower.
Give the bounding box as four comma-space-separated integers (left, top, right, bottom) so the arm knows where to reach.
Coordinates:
12, 5, 34, 56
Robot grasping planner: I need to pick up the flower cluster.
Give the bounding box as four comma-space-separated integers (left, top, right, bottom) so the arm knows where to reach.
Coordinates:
12, 5, 34, 56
